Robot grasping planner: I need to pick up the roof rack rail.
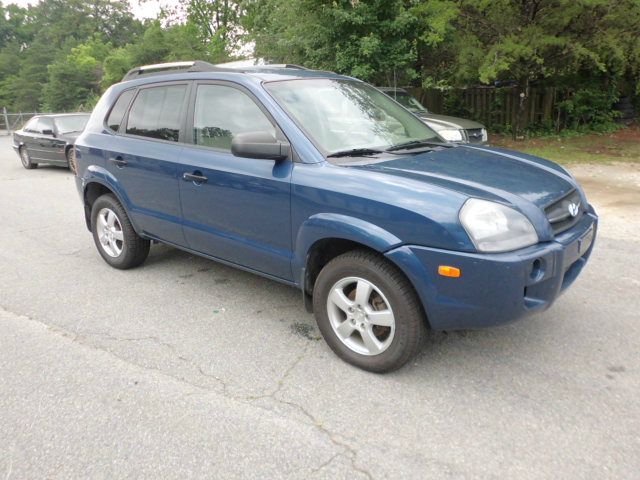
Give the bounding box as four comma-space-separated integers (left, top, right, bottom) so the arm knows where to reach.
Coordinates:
122, 60, 220, 81
262, 64, 309, 70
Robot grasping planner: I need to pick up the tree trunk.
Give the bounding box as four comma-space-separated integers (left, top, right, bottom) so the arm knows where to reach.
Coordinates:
514, 77, 530, 140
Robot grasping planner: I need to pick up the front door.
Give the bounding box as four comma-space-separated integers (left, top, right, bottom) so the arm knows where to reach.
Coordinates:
179, 82, 293, 280
30, 117, 58, 162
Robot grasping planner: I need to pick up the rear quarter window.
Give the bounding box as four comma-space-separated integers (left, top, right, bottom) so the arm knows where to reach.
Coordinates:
106, 89, 135, 132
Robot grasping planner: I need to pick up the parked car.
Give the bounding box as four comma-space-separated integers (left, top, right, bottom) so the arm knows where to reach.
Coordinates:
379, 87, 487, 144
12, 113, 90, 170
73, 61, 597, 372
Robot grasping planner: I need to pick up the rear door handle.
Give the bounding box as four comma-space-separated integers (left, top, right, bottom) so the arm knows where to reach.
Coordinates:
109, 156, 127, 167
183, 172, 208, 184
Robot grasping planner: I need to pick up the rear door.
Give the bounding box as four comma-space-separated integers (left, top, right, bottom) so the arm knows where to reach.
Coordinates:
104, 82, 190, 245
178, 82, 293, 280
16, 117, 39, 155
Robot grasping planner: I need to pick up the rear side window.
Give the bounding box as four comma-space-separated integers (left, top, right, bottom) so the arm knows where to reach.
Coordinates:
126, 85, 187, 142
193, 84, 275, 151
23, 117, 38, 132
106, 89, 135, 132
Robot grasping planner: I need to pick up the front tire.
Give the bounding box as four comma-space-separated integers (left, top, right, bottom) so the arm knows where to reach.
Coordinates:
19, 146, 37, 170
91, 194, 150, 269
313, 250, 427, 373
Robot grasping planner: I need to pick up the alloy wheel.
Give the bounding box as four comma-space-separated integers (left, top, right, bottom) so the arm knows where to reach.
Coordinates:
326, 276, 396, 356
96, 207, 124, 257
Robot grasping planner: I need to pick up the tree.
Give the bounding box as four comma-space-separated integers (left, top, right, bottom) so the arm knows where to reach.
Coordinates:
42, 38, 111, 111
246, 0, 422, 85
416, 0, 640, 135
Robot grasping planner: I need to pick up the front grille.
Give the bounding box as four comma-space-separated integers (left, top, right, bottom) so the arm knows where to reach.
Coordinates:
545, 189, 583, 234
465, 128, 484, 143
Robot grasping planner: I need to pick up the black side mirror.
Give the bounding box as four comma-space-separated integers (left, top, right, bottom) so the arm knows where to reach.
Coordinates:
42, 129, 54, 136
231, 131, 290, 161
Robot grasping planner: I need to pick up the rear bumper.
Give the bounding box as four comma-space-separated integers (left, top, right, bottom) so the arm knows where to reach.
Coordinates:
386, 206, 597, 330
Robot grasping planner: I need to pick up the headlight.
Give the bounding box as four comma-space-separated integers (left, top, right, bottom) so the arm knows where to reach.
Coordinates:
481, 128, 488, 142
459, 199, 538, 252
436, 128, 464, 142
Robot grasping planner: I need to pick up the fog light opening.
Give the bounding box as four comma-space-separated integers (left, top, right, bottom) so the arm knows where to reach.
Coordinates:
530, 258, 544, 280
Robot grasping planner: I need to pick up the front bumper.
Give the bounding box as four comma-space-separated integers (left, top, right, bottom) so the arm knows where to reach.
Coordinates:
386, 206, 597, 330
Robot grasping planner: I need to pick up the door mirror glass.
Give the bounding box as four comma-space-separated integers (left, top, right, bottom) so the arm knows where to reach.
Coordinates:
231, 131, 290, 161
42, 128, 54, 136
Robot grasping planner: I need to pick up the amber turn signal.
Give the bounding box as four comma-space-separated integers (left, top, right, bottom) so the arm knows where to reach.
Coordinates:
438, 265, 461, 278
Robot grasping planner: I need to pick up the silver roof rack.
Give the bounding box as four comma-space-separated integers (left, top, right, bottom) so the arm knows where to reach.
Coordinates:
122, 60, 221, 81
121, 60, 311, 82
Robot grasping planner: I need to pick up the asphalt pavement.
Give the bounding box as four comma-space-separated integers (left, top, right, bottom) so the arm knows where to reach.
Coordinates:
1, 135, 638, 479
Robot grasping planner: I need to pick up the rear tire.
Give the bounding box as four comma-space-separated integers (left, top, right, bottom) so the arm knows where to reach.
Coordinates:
19, 146, 37, 170
91, 194, 150, 269
66, 146, 75, 173
313, 249, 427, 373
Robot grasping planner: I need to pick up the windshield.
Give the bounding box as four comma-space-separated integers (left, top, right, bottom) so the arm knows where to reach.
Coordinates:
388, 91, 428, 113
54, 115, 89, 134
265, 79, 439, 155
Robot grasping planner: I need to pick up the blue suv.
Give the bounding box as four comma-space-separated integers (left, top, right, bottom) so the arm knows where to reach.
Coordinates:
74, 61, 597, 372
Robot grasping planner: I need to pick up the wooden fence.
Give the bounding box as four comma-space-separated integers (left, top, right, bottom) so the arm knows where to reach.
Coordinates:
407, 86, 558, 132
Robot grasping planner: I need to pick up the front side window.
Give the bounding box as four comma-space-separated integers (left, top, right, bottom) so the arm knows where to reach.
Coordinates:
265, 79, 439, 155
55, 115, 90, 134
106, 89, 135, 132
37, 117, 54, 134
126, 85, 187, 142
193, 84, 276, 151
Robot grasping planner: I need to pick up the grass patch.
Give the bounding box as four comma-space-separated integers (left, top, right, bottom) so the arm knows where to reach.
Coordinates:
490, 124, 640, 164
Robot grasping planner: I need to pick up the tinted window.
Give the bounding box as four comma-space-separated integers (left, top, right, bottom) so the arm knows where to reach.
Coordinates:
106, 89, 135, 132
37, 117, 54, 133
126, 85, 187, 142
193, 84, 275, 151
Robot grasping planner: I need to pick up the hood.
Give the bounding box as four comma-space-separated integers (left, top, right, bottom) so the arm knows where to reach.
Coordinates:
418, 113, 484, 130
354, 145, 576, 210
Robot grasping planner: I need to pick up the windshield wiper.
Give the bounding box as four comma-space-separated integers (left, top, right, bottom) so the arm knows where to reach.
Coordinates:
327, 148, 385, 158
385, 139, 450, 152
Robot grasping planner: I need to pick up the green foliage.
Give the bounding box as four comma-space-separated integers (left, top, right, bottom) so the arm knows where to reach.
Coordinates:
247, 0, 423, 85
556, 87, 620, 131
0, 0, 638, 134
42, 38, 111, 111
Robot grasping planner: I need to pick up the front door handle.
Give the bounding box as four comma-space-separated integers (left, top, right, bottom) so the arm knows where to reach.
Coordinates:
183, 172, 208, 184
109, 156, 127, 168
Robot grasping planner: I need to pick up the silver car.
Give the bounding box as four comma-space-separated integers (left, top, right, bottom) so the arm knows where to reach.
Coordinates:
379, 87, 487, 144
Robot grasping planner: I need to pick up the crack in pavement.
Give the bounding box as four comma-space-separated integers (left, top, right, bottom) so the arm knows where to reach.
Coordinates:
0, 305, 375, 479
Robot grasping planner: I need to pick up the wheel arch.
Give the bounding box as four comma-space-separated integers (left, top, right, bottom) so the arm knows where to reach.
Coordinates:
294, 214, 428, 316
82, 176, 135, 233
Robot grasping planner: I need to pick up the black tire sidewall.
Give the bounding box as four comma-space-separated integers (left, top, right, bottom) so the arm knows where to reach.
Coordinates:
20, 147, 36, 169
313, 252, 424, 372
90, 194, 149, 269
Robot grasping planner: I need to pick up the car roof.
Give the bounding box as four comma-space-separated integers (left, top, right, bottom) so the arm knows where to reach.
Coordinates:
38, 113, 90, 119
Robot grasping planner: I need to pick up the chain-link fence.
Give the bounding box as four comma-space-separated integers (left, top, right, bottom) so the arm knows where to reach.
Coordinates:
1, 108, 46, 135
